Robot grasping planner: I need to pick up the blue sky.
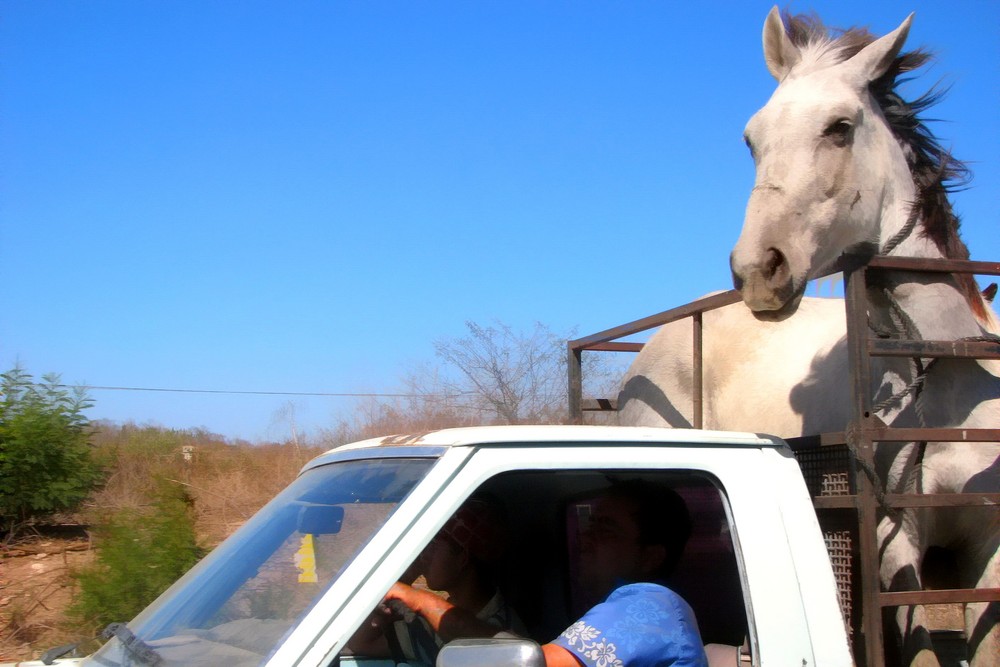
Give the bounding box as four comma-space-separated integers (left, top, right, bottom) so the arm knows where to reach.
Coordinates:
2, 1, 997, 442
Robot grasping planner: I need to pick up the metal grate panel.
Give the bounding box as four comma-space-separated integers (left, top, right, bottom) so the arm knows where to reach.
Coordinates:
812, 510, 862, 650
794, 444, 854, 497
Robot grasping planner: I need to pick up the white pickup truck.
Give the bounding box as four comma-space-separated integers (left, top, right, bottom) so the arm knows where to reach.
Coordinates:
11, 425, 854, 667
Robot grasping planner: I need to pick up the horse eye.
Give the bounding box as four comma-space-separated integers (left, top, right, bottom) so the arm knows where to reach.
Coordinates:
824, 119, 853, 146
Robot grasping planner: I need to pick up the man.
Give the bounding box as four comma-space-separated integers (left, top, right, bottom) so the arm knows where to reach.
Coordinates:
374, 479, 707, 667
349, 494, 525, 664
543, 479, 707, 667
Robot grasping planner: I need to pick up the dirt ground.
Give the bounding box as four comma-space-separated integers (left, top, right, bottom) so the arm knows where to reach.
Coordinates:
0, 533, 96, 663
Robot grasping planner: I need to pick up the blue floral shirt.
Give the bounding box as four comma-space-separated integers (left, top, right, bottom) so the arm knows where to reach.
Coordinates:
553, 583, 707, 667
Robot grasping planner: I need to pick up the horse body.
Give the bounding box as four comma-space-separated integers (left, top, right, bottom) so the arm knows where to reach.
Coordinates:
621, 8, 999, 666
619, 295, 855, 437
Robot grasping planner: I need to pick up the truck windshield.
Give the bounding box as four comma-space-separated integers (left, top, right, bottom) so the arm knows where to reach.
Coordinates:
87, 456, 434, 667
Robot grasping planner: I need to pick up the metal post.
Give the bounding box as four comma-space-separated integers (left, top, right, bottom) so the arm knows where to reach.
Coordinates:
692, 312, 704, 429
568, 343, 583, 424
844, 261, 885, 667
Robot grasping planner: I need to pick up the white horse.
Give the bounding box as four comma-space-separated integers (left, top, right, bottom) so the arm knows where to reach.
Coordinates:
619, 292, 1000, 436
620, 9, 999, 667
620, 294, 852, 436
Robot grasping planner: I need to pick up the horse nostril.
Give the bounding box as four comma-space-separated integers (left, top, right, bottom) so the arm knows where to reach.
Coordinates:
764, 248, 787, 281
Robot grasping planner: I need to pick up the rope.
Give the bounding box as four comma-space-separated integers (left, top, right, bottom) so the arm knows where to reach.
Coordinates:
851, 200, 997, 513
879, 200, 921, 255
846, 421, 891, 510
870, 360, 934, 415
869, 334, 1000, 415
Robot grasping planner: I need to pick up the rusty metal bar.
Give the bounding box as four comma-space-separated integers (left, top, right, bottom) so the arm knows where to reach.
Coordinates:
867, 255, 1000, 276
567, 343, 583, 424
844, 262, 887, 667
581, 342, 645, 352
880, 588, 1000, 607
582, 398, 618, 412
866, 426, 1000, 443
566, 290, 740, 419
883, 492, 1000, 508
779, 427, 1000, 448
813, 493, 1000, 509
869, 339, 1000, 360
567, 290, 740, 352
693, 312, 704, 429
786, 432, 848, 449
812, 496, 856, 510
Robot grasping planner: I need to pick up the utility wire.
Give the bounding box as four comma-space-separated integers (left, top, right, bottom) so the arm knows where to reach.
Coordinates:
51, 385, 554, 416
55, 384, 445, 399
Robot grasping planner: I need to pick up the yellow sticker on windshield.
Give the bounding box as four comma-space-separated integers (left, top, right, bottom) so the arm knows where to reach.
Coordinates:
295, 534, 318, 583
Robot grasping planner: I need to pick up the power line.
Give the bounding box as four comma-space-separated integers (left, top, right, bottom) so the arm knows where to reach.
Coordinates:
56, 384, 437, 399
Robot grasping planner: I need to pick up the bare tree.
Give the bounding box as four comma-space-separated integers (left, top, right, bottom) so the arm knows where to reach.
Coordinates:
433, 320, 610, 425
321, 319, 628, 446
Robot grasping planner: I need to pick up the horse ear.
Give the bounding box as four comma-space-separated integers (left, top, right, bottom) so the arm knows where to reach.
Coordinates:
845, 13, 914, 85
762, 6, 798, 81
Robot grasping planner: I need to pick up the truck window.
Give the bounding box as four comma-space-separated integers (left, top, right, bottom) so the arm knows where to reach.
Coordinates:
346, 469, 749, 666
90, 457, 435, 667
483, 471, 748, 649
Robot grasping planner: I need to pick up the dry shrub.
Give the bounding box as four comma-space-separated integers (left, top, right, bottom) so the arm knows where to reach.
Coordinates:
86, 423, 199, 514
319, 396, 484, 448
85, 423, 323, 548
70, 482, 205, 633
4, 598, 42, 645
0, 541, 97, 663
185, 442, 322, 545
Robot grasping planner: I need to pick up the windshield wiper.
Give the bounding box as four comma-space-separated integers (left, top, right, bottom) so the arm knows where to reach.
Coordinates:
101, 623, 163, 666
40, 642, 79, 664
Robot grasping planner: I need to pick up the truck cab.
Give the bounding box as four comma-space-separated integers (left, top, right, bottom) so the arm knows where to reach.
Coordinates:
79, 425, 852, 667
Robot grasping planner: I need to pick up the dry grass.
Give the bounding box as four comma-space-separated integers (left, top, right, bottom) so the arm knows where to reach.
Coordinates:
1, 423, 325, 661
0, 537, 97, 662
83, 424, 324, 547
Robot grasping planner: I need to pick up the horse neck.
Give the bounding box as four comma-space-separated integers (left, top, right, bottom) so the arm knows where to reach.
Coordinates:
869, 175, 987, 342
866, 174, 1000, 429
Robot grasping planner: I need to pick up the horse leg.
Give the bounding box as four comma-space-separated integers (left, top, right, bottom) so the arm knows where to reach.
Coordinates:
879, 512, 941, 667
955, 453, 1000, 666
963, 533, 1000, 666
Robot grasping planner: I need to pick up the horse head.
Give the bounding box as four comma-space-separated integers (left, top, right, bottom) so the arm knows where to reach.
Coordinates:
730, 7, 913, 316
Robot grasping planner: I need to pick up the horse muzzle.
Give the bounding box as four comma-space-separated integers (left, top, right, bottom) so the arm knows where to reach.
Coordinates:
730, 247, 800, 315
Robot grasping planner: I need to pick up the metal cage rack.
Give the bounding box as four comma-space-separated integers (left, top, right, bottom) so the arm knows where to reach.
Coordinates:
567, 254, 1000, 667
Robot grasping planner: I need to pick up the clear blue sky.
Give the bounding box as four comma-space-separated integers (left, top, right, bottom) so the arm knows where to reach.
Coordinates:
2, 1, 997, 442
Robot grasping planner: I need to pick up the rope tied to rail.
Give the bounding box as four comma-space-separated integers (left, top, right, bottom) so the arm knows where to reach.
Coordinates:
846, 207, 1000, 511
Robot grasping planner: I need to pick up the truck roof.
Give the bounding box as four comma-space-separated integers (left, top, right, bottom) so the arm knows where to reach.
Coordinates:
326, 424, 784, 454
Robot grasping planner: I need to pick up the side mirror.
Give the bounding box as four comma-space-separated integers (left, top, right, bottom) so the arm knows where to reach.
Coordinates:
436, 637, 545, 667
297, 503, 345, 535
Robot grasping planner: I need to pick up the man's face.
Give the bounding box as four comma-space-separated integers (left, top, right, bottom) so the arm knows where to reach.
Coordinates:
577, 494, 650, 599
420, 534, 466, 591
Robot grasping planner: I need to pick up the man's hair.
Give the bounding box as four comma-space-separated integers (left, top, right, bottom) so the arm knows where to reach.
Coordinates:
605, 479, 692, 579
442, 492, 508, 567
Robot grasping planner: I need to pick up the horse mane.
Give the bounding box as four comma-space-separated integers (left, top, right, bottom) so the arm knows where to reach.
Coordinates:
783, 12, 987, 322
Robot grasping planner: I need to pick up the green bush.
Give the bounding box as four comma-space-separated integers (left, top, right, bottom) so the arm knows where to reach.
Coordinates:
0, 366, 99, 536
71, 482, 207, 631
